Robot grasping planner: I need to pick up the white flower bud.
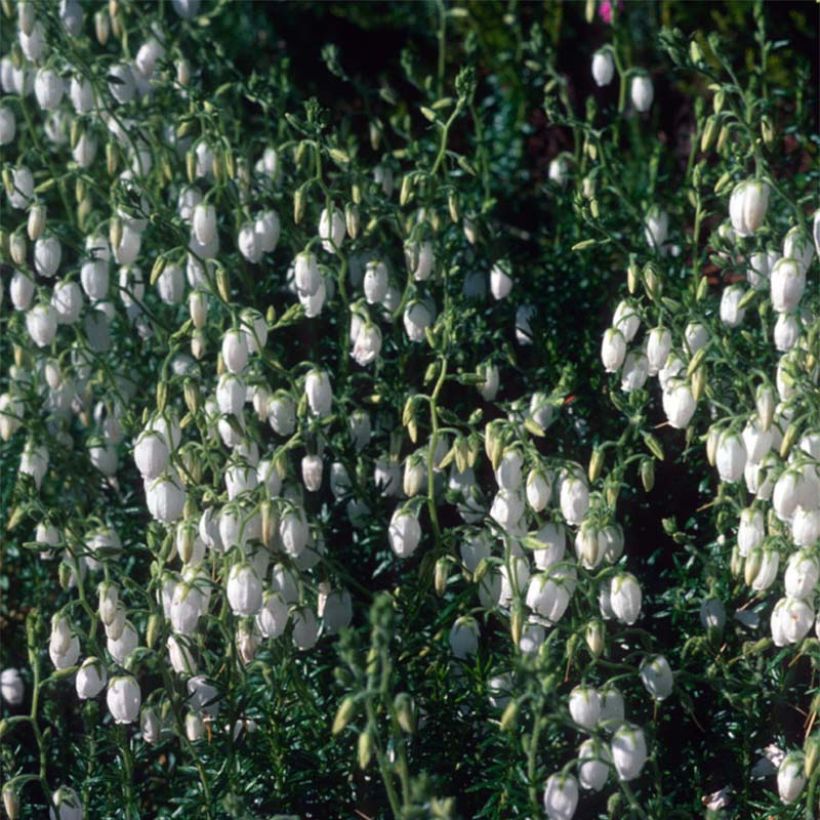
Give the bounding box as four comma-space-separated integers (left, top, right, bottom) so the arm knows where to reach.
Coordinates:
748, 547, 779, 591
574, 520, 604, 570
1, 668, 24, 705
639, 654, 674, 701
294, 251, 320, 296
134, 430, 169, 480
34, 68, 64, 111
141, 707, 161, 744
792, 506, 820, 547
216, 373, 245, 416
264, 394, 294, 438
737, 507, 765, 556
569, 685, 601, 730
773, 313, 799, 352
156, 264, 184, 305
187, 289, 208, 329
601, 328, 626, 373
352, 321, 383, 366
362, 259, 388, 304
600, 688, 625, 729
403, 299, 434, 343
498, 554, 530, 608
784, 549, 819, 598
301, 454, 323, 491
630, 74, 654, 112
592, 50, 615, 86
237, 222, 262, 263
476, 362, 500, 401
620, 350, 649, 393
225, 460, 257, 499
662, 381, 696, 429
612, 300, 640, 342
135, 38, 165, 79
783, 225, 814, 274
611, 724, 647, 781
320, 588, 353, 634
32, 235, 61, 278
526, 567, 575, 624
684, 321, 708, 355
773, 468, 802, 522
186, 676, 219, 717
108, 63, 136, 104
0, 106, 16, 144
646, 326, 671, 374
533, 521, 567, 570
26, 304, 58, 348
292, 607, 319, 651
742, 417, 773, 463
729, 179, 769, 237
777, 751, 807, 804
716, 430, 746, 482
389, 508, 422, 558
7, 167, 33, 209
170, 582, 203, 635
76, 657, 107, 700
578, 738, 612, 791
719, 284, 747, 327
526, 469, 551, 513
145, 473, 185, 523
610, 573, 641, 624
192, 202, 217, 246
305, 369, 332, 417
548, 155, 570, 186
52, 280, 83, 325
405, 239, 434, 281
221, 329, 248, 374
185, 712, 204, 742
255, 210, 280, 253
747, 250, 773, 289
771, 597, 814, 646
559, 475, 589, 527
770, 257, 806, 314
72, 131, 98, 167
490, 261, 513, 300
50, 786, 83, 820
279, 507, 309, 558
11, 271, 35, 311
80, 259, 109, 301
257, 591, 289, 639
235, 620, 260, 664
494, 449, 523, 491
167, 635, 196, 676
227, 564, 262, 616
449, 616, 479, 659
543, 773, 578, 820
69, 75, 94, 114
318, 206, 345, 253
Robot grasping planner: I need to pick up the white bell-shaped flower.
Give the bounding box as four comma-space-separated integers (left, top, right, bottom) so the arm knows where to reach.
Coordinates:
107, 676, 141, 724
611, 724, 647, 781
543, 773, 579, 820
639, 654, 674, 701
610, 573, 642, 625
568, 685, 601, 730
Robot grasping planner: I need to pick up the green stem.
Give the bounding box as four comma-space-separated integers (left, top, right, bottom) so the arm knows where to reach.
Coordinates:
426, 357, 448, 551
527, 713, 544, 813
436, 0, 446, 99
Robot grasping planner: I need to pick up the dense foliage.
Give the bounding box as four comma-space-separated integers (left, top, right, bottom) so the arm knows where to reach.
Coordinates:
0, 1, 818, 818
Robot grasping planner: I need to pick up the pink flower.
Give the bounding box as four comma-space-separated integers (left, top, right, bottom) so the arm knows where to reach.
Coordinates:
598, 0, 623, 24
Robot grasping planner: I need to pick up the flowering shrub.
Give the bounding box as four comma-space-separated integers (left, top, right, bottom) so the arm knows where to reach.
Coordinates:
0, 1, 818, 817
